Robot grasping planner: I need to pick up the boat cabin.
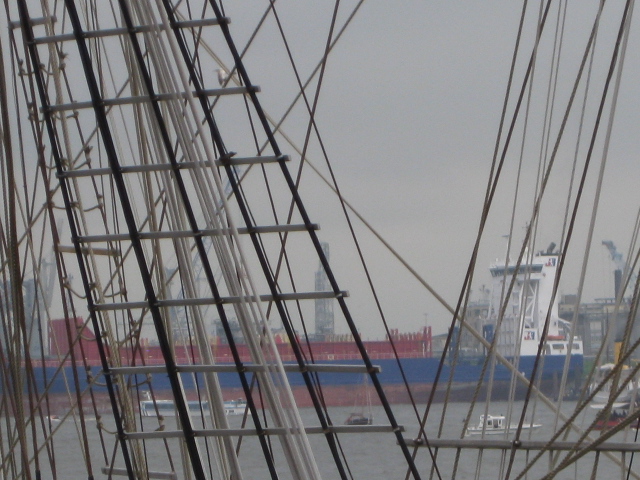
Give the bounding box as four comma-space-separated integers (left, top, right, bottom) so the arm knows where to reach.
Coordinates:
481, 415, 504, 429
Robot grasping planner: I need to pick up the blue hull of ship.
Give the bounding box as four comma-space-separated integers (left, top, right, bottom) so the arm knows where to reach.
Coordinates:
18, 354, 583, 397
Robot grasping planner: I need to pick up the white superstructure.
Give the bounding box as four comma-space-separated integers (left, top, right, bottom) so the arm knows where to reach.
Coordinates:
140, 397, 247, 417
465, 414, 541, 436
487, 246, 583, 358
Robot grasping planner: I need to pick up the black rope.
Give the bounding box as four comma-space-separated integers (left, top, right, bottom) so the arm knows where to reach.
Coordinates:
18, 1, 128, 477
205, 1, 425, 479
120, 1, 290, 477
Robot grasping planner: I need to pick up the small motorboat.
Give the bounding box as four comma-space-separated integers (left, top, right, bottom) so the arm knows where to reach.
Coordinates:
140, 391, 247, 417
344, 375, 373, 426
465, 414, 541, 436
589, 364, 639, 405
224, 399, 247, 416
344, 413, 372, 426
590, 402, 640, 430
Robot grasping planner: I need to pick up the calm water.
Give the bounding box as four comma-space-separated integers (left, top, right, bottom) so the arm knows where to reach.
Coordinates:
27, 401, 640, 479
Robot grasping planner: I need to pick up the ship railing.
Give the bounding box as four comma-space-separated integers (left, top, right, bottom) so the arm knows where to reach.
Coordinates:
30, 351, 430, 368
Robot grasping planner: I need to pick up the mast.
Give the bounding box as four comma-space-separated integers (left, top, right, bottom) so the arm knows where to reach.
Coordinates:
6, 1, 421, 479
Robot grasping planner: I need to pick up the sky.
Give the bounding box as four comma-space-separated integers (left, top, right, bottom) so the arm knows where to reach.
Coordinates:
210, 0, 640, 339
4, 1, 639, 342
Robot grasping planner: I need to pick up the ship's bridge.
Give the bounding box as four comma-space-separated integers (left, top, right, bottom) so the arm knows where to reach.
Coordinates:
490, 263, 543, 277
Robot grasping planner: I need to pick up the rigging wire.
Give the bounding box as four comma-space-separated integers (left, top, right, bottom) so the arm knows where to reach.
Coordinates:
506, 0, 637, 477
240, 4, 436, 478
242, 3, 368, 476
8, 1, 640, 479
14, 3, 113, 477
412, 2, 541, 479
554, 0, 600, 441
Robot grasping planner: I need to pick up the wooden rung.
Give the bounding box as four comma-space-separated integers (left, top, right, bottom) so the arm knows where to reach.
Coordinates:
9, 16, 56, 29
125, 424, 402, 440
75, 223, 317, 243
155, 291, 348, 307
93, 301, 148, 311
91, 291, 348, 312
33, 18, 228, 44
407, 438, 640, 453
61, 155, 288, 178
217, 155, 289, 166
46, 86, 258, 113
108, 363, 381, 375
101, 467, 176, 480
56, 244, 119, 257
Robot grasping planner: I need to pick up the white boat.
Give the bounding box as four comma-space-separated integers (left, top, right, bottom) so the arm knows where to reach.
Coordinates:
466, 415, 542, 436
589, 364, 640, 407
139, 399, 200, 417
140, 397, 247, 417
223, 399, 248, 416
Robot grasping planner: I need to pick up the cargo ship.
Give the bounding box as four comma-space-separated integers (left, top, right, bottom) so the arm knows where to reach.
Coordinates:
29, 246, 583, 407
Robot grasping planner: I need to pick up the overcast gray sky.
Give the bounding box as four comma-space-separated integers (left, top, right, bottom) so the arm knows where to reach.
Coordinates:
215, 1, 640, 338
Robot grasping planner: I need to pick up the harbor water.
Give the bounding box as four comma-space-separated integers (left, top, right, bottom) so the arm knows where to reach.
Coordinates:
31, 400, 640, 479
